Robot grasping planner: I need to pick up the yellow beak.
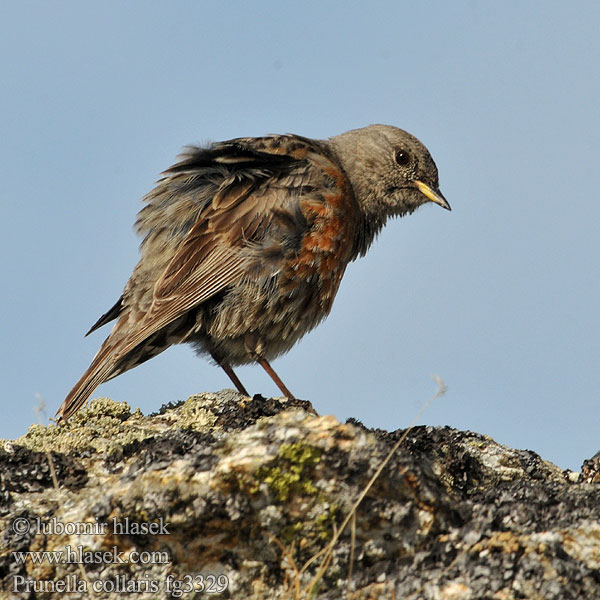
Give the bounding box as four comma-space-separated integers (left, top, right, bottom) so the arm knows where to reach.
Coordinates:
414, 180, 451, 211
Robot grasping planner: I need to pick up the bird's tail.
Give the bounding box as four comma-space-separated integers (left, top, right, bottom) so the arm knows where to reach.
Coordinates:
56, 340, 120, 422
58, 311, 191, 422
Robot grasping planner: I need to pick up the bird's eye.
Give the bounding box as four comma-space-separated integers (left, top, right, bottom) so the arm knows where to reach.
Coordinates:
394, 149, 411, 167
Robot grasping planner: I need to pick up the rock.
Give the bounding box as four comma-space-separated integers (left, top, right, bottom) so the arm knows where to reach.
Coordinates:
1, 391, 599, 599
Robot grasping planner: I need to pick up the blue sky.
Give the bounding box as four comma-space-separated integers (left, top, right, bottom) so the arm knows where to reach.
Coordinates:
2, 1, 599, 471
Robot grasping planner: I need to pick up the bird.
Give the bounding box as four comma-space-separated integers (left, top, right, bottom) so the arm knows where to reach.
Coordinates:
56, 124, 450, 421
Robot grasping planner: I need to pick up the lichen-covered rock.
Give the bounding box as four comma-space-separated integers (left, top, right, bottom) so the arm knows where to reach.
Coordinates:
1, 391, 599, 599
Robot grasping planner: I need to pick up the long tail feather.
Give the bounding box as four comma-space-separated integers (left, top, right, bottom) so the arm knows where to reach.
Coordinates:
56, 341, 120, 422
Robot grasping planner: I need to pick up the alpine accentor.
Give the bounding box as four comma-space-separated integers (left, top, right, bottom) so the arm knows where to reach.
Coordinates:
57, 125, 450, 421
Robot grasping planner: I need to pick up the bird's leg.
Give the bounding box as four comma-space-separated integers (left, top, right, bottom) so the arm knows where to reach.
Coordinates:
256, 356, 295, 399
244, 334, 295, 399
211, 352, 250, 396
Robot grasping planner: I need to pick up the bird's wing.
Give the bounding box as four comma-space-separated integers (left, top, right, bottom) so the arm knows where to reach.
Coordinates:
110, 136, 323, 361
114, 136, 356, 352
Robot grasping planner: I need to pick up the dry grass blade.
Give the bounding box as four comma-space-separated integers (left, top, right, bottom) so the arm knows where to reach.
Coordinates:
305, 376, 447, 597
34, 394, 98, 598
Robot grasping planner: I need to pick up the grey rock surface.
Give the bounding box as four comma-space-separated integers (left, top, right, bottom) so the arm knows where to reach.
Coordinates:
1, 391, 599, 599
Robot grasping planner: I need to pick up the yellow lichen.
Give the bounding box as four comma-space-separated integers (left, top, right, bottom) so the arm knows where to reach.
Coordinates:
257, 443, 322, 502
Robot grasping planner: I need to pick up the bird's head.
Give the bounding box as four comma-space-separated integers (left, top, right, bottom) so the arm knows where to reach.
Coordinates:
330, 124, 450, 222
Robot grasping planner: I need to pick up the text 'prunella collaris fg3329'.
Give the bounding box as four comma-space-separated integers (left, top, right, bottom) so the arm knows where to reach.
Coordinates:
57, 125, 450, 421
